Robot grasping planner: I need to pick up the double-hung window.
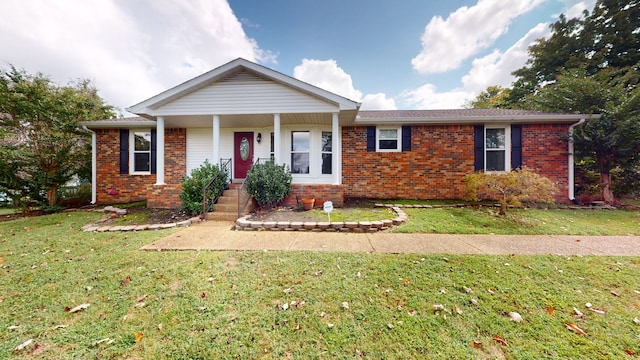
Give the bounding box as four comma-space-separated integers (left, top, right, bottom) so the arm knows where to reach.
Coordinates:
485, 127, 508, 171
377, 127, 401, 151
291, 131, 310, 174
321, 131, 332, 174
132, 130, 151, 173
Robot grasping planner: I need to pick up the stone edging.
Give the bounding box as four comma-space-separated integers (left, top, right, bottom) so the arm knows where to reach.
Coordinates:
81, 206, 200, 232
234, 207, 407, 232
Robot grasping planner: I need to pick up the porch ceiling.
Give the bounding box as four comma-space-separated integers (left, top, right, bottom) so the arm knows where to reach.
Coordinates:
163, 110, 358, 128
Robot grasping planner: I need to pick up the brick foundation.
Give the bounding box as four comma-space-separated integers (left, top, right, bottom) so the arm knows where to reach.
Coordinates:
282, 184, 344, 208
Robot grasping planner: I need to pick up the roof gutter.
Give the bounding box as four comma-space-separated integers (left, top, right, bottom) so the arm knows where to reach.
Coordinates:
568, 118, 586, 202
82, 126, 97, 205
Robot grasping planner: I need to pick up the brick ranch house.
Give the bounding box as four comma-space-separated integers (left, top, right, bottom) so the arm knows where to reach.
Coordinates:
80, 58, 598, 210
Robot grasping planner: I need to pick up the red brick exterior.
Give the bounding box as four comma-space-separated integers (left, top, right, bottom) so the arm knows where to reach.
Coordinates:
342, 125, 475, 200
341, 124, 572, 203
94, 123, 571, 209
522, 123, 570, 203
282, 184, 344, 208
95, 128, 186, 209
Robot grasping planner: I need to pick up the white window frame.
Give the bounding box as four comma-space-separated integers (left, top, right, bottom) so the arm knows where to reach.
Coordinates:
291, 131, 310, 175
376, 127, 402, 152
484, 125, 511, 172
130, 129, 152, 174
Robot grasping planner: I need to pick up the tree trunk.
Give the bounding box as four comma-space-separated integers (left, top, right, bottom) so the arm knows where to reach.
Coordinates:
600, 172, 615, 204
499, 200, 507, 215
47, 184, 58, 207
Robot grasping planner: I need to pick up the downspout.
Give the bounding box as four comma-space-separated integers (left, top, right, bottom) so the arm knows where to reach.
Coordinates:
568, 118, 586, 203
82, 126, 97, 204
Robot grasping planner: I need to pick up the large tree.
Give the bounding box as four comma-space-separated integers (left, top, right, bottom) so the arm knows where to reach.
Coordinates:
0, 66, 115, 208
470, 0, 640, 203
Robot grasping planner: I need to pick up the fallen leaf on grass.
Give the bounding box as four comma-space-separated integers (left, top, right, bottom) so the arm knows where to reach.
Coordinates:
67, 303, 90, 313
611, 290, 619, 297
455, 305, 463, 315
493, 335, 508, 346
546, 306, 555, 317
633, 317, 640, 325
573, 307, 584, 317
134, 332, 144, 343
508, 312, 523, 323
625, 349, 635, 356
588, 308, 606, 315
342, 302, 349, 310
470, 299, 479, 306
134, 294, 148, 302
91, 338, 115, 346
433, 304, 445, 311
201, 292, 206, 299
463, 286, 473, 293
13, 339, 33, 353
565, 322, 586, 336
387, 323, 394, 329
53, 325, 67, 330
472, 341, 482, 348
121, 276, 132, 286
8, 325, 20, 331
407, 309, 416, 316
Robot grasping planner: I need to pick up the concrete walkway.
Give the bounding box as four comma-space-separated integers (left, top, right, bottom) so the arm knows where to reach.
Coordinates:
140, 220, 640, 256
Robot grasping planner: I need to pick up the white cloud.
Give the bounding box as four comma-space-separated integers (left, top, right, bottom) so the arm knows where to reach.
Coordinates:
403, 22, 550, 109
402, 84, 474, 110
293, 58, 396, 110
461, 23, 550, 92
411, 0, 545, 74
561, 0, 596, 18
361, 94, 397, 110
0, 0, 271, 113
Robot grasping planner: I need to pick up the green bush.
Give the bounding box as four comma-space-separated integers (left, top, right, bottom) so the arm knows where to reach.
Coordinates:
246, 162, 292, 207
180, 160, 226, 215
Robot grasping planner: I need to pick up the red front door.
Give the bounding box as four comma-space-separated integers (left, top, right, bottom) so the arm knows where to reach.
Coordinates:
234, 132, 254, 179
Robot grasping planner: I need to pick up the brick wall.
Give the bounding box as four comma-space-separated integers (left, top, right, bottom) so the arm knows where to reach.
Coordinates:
522, 123, 570, 203
342, 124, 571, 203
282, 184, 344, 208
95, 128, 186, 208
342, 125, 475, 200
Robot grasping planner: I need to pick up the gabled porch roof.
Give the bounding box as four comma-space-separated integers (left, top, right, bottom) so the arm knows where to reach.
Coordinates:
125, 58, 361, 128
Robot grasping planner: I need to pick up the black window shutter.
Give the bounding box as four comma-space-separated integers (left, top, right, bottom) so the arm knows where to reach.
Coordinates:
150, 129, 157, 174
511, 125, 522, 169
401, 126, 411, 151
366, 126, 376, 151
473, 125, 484, 171
119, 129, 129, 174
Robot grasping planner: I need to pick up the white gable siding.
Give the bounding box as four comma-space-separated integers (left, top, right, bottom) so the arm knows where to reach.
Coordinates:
155, 71, 338, 116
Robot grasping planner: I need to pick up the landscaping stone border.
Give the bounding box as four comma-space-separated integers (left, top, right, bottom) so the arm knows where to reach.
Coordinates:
234, 207, 407, 232
81, 206, 200, 232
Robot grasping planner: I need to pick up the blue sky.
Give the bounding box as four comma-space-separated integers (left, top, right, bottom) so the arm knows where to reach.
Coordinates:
0, 0, 594, 114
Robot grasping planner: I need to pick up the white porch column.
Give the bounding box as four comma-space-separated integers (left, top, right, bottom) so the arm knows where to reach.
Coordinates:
332, 112, 340, 185
212, 115, 220, 166
155, 116, 165, 185
273, 113, 281, 164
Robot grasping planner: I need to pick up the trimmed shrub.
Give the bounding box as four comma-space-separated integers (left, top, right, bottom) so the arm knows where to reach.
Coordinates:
464, 167, 558, 215
180, 160, 226, 215
246, 162, 292, 207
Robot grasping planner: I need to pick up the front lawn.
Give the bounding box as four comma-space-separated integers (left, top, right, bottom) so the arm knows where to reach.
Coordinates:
395, 207, 640, 235
1, 211, 639, 358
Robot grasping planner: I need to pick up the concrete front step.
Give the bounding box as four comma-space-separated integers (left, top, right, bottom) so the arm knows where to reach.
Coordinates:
206, 211, 239, 221
216, 196, 238, 205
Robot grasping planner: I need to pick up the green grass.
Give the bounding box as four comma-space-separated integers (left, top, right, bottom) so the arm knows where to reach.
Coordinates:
0, 208, 19, 216
307, 207, 396, 222
1, 211, 640, 358
395, 207, 640, 235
